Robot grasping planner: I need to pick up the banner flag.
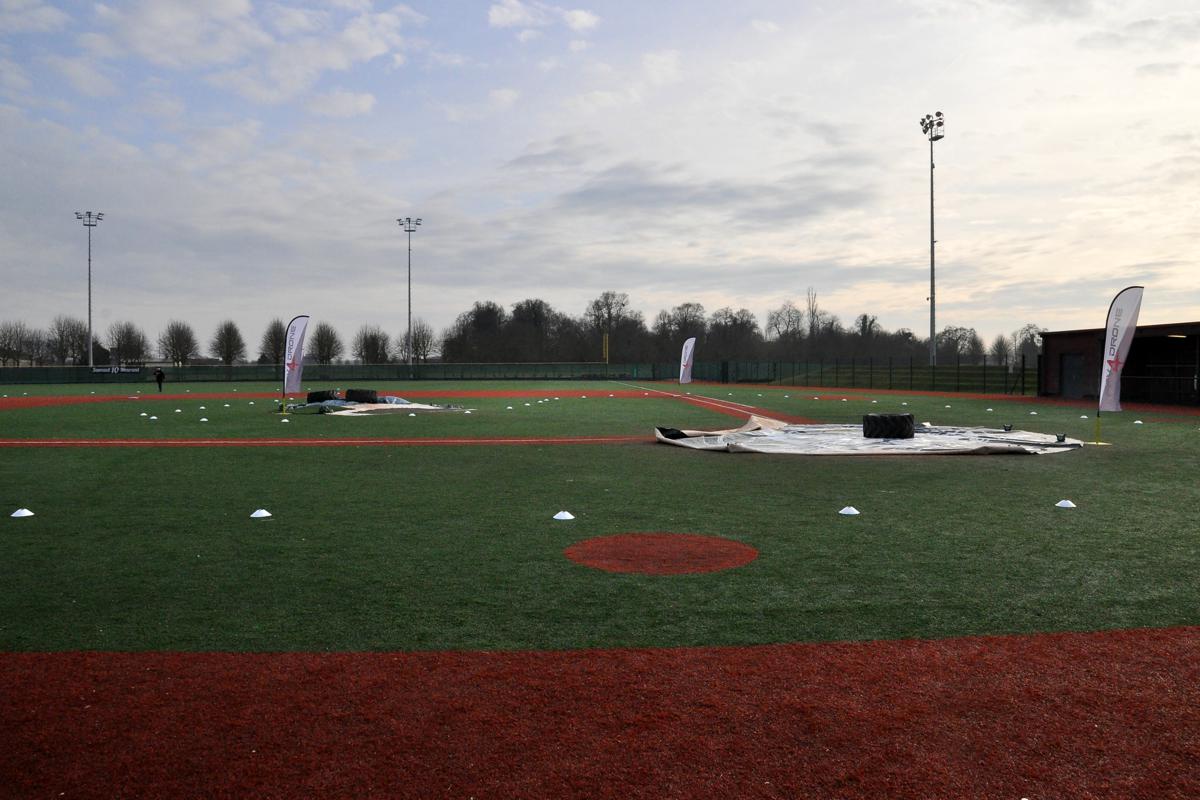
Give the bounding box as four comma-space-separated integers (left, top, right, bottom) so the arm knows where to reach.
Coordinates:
1097, 287, 1143, 413
679, 337, 696, 384
283, 315, 310, 396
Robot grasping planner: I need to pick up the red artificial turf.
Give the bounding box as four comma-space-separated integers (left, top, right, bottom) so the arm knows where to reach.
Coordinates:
2, 627, 1197, 799
564, 532, 759, 574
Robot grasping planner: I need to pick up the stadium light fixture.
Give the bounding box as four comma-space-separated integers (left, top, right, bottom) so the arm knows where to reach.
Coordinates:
397, 216, 422, 371
919, 112, 944, 366
75, 211, 104, 368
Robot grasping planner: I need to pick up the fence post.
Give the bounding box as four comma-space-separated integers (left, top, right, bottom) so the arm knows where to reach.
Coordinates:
888, 356, 893, 389
983, 355, 988, 393
834, 358, 840, 387
1020, 354, 1026, 394
850, 357, 855, 387
909, 356, 913, 390
956, 354, 960, 392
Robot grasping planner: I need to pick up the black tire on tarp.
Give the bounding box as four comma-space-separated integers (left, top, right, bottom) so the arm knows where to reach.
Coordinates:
345, 388, 378, 403
306, 390, 339, 403
862, 413, 915, 439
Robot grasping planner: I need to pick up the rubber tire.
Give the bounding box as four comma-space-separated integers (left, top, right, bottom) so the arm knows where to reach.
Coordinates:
345, 388, 378, 404
306, 390, 339, 403
862, 413, 915, 439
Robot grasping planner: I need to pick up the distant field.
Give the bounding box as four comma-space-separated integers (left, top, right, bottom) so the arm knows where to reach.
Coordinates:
2, 379, 1197, 652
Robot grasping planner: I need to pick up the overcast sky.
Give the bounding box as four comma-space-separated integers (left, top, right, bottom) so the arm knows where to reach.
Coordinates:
2, 0, 1198, 352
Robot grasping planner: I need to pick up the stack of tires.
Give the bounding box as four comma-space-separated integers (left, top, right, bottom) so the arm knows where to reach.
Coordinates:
862, 413, 915, 439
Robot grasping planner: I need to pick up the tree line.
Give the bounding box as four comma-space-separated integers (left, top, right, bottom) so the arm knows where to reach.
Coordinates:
0, 289, 1044, 367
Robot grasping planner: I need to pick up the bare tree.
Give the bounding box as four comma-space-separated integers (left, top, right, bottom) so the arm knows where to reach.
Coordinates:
25, 329, 51, 366
805, 287, 821, 340
0, 320, 31, 366
311, 322, 344, 364
765, 301, 805, 340
46, 315, 88, 364
398, 318, 435, 363
352, 325, 391, 363
158, 320, 199, 365
258, 319, 287, 364
1011, 323, 1045, 362
210, 320, 246, 366
107, 321, 150, 364
855, 314, 879, 339
988, 334, 1013, 366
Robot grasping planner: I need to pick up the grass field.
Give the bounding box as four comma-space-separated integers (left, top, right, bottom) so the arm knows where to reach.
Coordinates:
2, 379, 1198, 797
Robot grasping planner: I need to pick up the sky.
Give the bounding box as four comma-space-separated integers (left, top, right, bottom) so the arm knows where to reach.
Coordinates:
2, 0, 1198, 353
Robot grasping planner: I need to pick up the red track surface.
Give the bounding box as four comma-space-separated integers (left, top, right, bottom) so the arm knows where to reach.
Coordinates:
2, 627, 1197, 799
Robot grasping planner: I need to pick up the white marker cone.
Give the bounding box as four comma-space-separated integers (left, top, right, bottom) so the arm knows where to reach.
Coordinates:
1055, 500, 1076, 508
901, 402, 908, 406
174, 409, 182, 413
140, 412, 147, 417
506, 406, 514, 410
408, 413, 416, 417
250, 509, 272, 519
986, 408, 993, 412
148, 415, 158, 420
281, 418, 289, 423
1134, 420, 1143, 425
224, 404, 230, 407
200, 418, 208, 422
249, 401, 255, 405
11, 508, 34, 518
1030, 411, 1038, 415
464, 410, 472, 414
838, 506, 860, 516
199, 406, 206, 410
1080, 415, 1089, 419
524, 402, 531, 406
553, 511, 575, 520
871, 400, 877, 404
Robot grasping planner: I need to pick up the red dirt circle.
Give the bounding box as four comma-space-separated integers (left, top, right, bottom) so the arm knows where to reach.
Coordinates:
565, 533, 758, 575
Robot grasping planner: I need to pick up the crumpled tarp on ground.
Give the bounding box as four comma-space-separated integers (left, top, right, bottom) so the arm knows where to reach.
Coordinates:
290, 396, 468, 416
655, 415, 1083, 455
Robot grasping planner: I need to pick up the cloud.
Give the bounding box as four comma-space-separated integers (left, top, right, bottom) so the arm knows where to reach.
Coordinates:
1079, 14, 1200, 50
554, 160, 874, 228
489, 0, 544, 28
208, 7, 413, 103
0, 0, 69, 33
92, 0, 272, 69
44, 54, 118, 97
488, 0, 599, 38
642, 50, 681, 86
561, 9, 599, 31
307, 89, 376, 117
0, 54, 32, 95
489, 88, 519, 109
568, 39, 589, 52
441, 87, 521, 121
1135, 62, 1183, 78
751, 19, 780, 34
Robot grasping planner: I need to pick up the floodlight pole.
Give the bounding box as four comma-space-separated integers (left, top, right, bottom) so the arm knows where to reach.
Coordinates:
397, 217, 422, 373
920, 112, 944, 366
75, 211, 104, 368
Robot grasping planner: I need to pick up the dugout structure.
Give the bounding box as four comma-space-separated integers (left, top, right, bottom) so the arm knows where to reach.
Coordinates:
1040, 321, 1200, 405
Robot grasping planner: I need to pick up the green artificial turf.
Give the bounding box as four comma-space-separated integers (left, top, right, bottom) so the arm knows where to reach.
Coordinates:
1, 381, 1197, 652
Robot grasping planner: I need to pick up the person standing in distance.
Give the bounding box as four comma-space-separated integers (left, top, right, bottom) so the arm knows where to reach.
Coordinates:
154, 367, 165, 392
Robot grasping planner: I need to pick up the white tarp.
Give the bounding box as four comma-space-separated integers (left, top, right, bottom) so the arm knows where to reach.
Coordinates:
655, 415, 1083, 456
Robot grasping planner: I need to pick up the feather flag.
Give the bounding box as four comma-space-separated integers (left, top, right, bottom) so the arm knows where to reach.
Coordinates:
1098, 287, 1143, 413
679, 337, 696, 384
283, 315, 310, 395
